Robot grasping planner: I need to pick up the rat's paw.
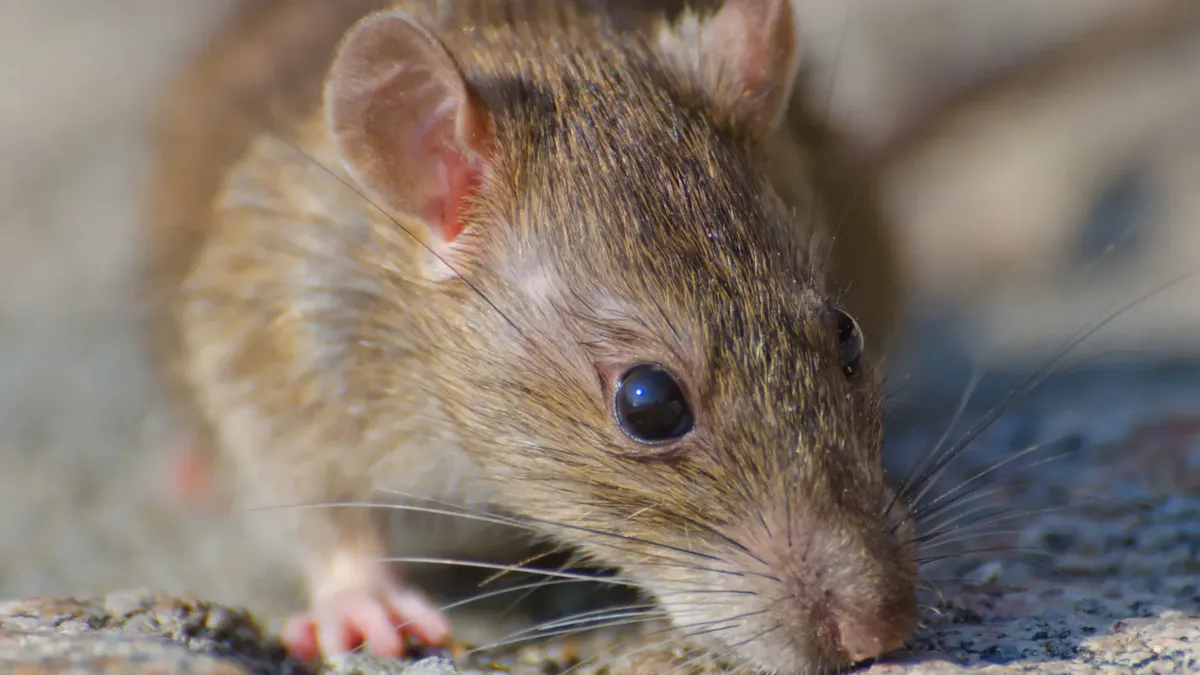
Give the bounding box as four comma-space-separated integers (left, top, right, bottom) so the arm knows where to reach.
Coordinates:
281, 583, 451, 662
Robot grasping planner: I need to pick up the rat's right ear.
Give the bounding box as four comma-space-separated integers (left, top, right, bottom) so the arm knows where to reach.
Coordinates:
655, 0, 802, 136
325, 11, 493, 276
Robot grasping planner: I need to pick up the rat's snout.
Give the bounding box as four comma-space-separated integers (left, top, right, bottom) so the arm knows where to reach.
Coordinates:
652, 504, 919, 675
821, 592, 915, 663
776, 542, 917, 667
762, 513, 920, 670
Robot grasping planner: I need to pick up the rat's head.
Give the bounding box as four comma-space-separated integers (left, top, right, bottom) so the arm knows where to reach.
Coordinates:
324, 0, 917, 671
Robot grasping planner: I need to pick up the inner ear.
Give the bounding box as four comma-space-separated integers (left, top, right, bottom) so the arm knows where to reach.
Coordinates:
657, 0, 802, 134
325, 10, 493, 248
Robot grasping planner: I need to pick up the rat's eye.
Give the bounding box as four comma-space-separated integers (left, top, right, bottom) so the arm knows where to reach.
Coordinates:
615, 364, 694, 443
834, 308, 864, 377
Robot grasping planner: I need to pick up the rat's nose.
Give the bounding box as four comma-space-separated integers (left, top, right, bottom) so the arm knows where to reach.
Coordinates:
833, 611, 911, 663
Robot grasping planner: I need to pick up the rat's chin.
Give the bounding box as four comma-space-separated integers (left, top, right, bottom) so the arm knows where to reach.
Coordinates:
716, 633, 852, 675
630, 506, 918, 675
636, 573, 859, 675
650, 582, 908, 675
660, 604, 854, 675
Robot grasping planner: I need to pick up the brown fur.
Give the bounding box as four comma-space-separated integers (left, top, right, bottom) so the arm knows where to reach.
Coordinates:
143, 1, 914, 672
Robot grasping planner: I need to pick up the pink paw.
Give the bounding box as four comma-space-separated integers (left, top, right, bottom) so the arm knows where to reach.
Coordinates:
281, 584, 451, 662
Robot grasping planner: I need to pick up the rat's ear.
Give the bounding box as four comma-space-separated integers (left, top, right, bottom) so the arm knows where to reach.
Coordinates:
325, 10, 492, 273
656, 0, 802, 134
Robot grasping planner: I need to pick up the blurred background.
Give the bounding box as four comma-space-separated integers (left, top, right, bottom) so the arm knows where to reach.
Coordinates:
0, 0, 1197, 642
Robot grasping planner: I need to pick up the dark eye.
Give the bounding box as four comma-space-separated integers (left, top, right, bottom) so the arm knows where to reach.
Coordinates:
834, 308, 864, 377
614, 364, 694, 443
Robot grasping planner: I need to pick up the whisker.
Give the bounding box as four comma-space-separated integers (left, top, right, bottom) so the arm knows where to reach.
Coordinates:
882, 371, 913, 403
465, 606, 676, 657
899, 269, 1197, 507
912, 507, 1011, 548
249, 497, 760, 585
676, 622, 743, 643
516, 591, 760, 642
381, 556, 641, 586
917, 577, 984, 586
243, 498, 533, 529
660, 649, 722, 675
915, 581, 949, 610
374, 488, 733, 566
909, 437, 1077, 524
655, 608, 771, 642
918, 546, 1056, 566
816, 1, 855, 282
652, 587, 762, 600
474, 613, 668, 655
916, 530, 1027, 552
500, 556, 599, 622
888, 369, 984, 519
919, 549, 1084, 587
913, 471, 1109, 542
1064, 485, 1156, 511
436, 577, 591, 613
907, 456, 1080, 547
446, 584, 763, 656
905, 425, 1073, 516
666, 512, 773, 572
561, 603, 785, 675
475, 542, 568, 590
904, 483, 1010, 534
519, 605, 666, 635
552, 630, 682, 675
727, 623, 784, 652
913, 501, 1048, 547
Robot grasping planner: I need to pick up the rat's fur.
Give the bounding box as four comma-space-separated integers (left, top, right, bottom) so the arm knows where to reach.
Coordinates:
145, 1, 915, 672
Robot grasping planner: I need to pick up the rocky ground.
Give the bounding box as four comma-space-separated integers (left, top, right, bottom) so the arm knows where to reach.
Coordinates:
0, 1, 1198, 674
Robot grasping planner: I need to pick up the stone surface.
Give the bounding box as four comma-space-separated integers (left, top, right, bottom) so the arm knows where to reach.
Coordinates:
0, 592, 305, 674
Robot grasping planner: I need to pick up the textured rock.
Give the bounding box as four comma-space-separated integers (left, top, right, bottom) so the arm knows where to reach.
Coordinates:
0, 592, 306, 674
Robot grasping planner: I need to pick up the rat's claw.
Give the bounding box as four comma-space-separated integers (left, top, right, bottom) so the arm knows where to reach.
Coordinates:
281, 584, 451, 662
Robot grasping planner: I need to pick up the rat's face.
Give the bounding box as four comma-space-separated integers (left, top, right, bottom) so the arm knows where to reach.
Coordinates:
321, 1, 917, 670
433, 81, 918, 673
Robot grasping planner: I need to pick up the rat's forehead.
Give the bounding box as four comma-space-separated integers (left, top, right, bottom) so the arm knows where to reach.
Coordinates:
505, 169, 823, 331
491, 71, 823, 307
513, 131, 801, 269
500, 74, 755, 210
542, 238, 830, 356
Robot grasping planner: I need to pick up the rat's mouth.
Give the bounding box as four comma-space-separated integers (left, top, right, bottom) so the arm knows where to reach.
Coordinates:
626, 503, 919, 675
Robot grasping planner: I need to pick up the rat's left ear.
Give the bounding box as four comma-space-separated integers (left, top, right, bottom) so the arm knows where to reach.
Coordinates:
324, 10, 493, 280
655, 0, 802, 135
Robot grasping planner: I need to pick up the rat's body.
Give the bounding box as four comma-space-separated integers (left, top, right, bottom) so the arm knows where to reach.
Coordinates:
144, 1, 915, 672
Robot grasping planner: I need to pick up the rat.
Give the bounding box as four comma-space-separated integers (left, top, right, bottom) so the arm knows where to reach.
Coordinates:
141, 1, 916, 673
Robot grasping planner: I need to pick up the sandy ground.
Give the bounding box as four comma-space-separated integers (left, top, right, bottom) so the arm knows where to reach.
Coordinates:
0, 2, 1198, 673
